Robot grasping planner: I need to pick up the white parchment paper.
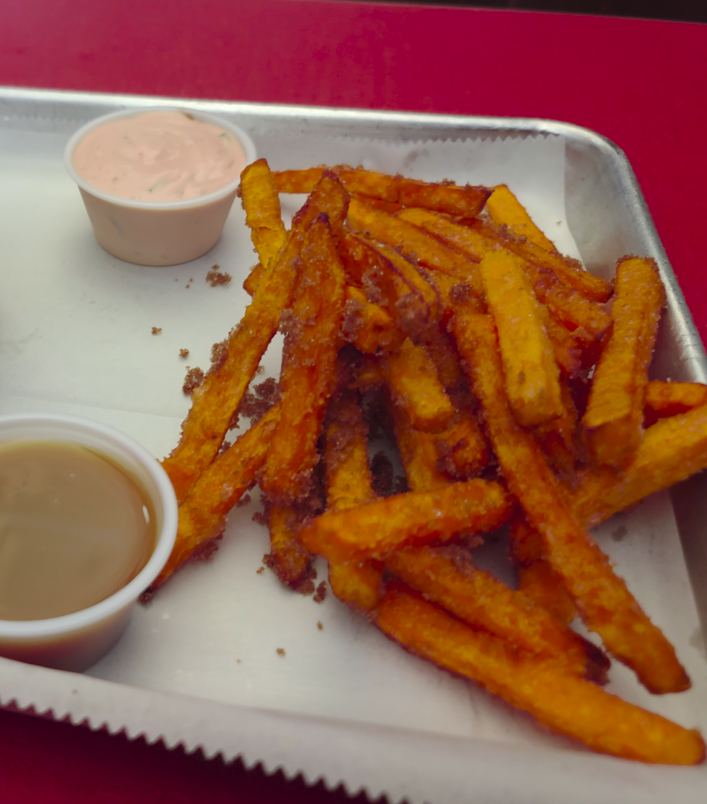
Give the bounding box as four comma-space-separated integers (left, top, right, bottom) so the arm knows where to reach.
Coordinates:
0, 106, 706, 804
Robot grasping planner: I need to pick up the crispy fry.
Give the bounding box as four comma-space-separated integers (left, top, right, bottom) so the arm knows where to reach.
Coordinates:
509, 513, 577, 625
532, 376, 583, 479
342, 286, 403, 354
149, 404, 281, 592
275, 166, 491, 218
163, 171, 348, 502
583, 257, 665, 466
243, 261, 265, 296
347, 198, 484, 296
238, 158, 288, 270
264, 502, 316, 590
451, 312, 690, 694
390, 401, 453, 493
383, 337, 455, 433
261, 214, 347, 504
572, 402, 707, 528
644, 380, 707, 423
323, 386, 383, 610
300, 478, 513, 564
386, 545, 606, 679
433, 409, 490, 481
480, 250, 564, 427
485, 184, 557, 252
376, 583, 705, 765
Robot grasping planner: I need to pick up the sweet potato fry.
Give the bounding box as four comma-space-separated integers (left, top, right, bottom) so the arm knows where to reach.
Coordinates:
342, 286, 403, 354
485, 184, 557, 252
376, 583, 705, 765
347, 198, 484, 297
243, 261, 265, 296
162, 171, 348, 502
480, 250, 564, 427
261, 214, 347, 504
300, 478, 513, 564
323, 386, 383, 610
385, 545, 606, 679
389, 402, 453, 493
583, 257, 665, 466
509, 513, 577, 625
572, 402, 707, 528
275, 166, 491, 218
383, 337, 455, 433
238, 158, 288, 270
644, 380, 707, 424
532, 376, 583, 479
149, 404, 281, 593
264, 502, 316, 590
433, 409, 490, 481
451, 312, 690, 694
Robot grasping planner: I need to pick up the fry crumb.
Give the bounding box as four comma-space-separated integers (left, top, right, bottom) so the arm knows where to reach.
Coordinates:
256, 566, 265, 574
151, 327, 162, 335
179, 348, 190, 358
313, 581, 327, 604
276, 648, 286, 656
182, 366, 205, 395
317, 621, 323, 630
207, 265, 232, 287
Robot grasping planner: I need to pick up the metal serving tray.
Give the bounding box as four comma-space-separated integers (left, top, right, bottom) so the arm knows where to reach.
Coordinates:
0, 87, 706, 804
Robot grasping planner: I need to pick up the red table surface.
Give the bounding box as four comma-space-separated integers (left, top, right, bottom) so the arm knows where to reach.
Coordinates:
1, 1, 707, 802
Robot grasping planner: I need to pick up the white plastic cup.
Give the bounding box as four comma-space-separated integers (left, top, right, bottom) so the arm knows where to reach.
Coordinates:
64, 107, 256, 267
0, 413, 178, 671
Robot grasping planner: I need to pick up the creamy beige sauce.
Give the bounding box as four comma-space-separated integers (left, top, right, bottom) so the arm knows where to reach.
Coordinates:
72, 111, 246, 202
0, 441, 156, 621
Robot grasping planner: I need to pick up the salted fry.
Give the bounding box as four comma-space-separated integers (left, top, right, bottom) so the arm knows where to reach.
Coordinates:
300, 478, 513, 564
451, 312, 690, 694
480, 250, 564, 427
645, 380, 707, 422
347, 198, 484, 297
383, 338, 455, 433
149, 405, 281, 592
376, 583, 705, 765
386, 545, 606, 679
275, 166, 491, 218
163, 171, 348, 502
238, 158, 288, 270
261, 214, 347, 504
486, 184, 556, 252
583, 257, 665, 466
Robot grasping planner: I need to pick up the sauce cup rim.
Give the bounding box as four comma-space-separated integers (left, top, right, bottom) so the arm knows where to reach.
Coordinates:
63, 106, 257, 211
0, 413, 178, 638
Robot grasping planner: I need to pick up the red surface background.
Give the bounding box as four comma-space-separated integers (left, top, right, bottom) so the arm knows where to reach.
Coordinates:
1, 1, 707, 801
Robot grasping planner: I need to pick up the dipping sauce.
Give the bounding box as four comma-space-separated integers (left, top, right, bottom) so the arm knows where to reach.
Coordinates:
72, 110, 247, 203
0, 440, 156, 621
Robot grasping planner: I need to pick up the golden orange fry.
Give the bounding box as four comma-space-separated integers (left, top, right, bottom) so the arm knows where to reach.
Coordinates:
261, 214, 347, 504
644, 380, 707, 423
300, 478, 513, 564
342, 286, 403, 355
238, 158, 288, 270
486, 184, 557, 252
264, 502, 315, 590
376, 583, 705, 765
583, 257, 665, 466
479, 250, 564, 427
162, 171, 348, 502
451, 312, 690, 694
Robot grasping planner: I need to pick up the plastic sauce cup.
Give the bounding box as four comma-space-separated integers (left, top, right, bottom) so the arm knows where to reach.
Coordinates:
64, 107, 256, 267
0, 414, 178, 671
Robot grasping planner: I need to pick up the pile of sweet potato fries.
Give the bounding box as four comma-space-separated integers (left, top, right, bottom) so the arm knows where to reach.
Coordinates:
151, 159, 707, 765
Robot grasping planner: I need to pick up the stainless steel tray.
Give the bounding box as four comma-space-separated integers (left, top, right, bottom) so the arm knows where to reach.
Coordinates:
0, 86, 706, 804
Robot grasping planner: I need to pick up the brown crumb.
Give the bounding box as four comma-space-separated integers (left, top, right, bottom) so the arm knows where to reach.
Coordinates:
317, 621, 323, 630
256, 365, 265, 374
235, 492, 251, 508
236, 377, 281, 425
256, 566, 265, 574
313, 581, 327, 604
179, 348, 190, 358
210, 338, 228, 371
206, 265, 232, 287
185, 284, 190, 289
151, 327, 162, 335
276, 648, 286, 656
237, 659, 241, 663
182, 366, 205, 395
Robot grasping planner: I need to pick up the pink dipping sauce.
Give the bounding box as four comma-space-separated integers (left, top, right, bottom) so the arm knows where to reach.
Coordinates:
72, 111, 247, 203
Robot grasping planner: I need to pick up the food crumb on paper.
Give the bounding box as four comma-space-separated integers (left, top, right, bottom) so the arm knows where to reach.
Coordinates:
206, 264, 232, 287
256, 566, 265, 575
317, 621, 323, 630
151, 327, 162, 335
179, 348, 190, 358
313, 581, 327, 604
182, 366, 205, 395
276, 648, 286, 656
612, 524, 628, 542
